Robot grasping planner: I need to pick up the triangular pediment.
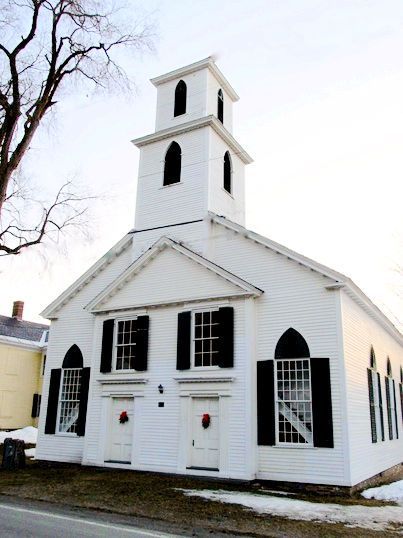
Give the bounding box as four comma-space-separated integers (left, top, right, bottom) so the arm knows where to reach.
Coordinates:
86, 237, 262, 313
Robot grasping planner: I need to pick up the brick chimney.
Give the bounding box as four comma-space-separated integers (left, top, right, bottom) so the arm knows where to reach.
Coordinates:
12, 301, 24, 320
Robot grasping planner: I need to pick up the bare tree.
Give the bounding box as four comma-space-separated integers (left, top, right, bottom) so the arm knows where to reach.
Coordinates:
0, 0, 154, 255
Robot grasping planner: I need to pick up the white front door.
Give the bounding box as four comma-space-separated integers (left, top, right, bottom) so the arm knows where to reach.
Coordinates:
106, 397, 134, 463
190, 397, 219, 470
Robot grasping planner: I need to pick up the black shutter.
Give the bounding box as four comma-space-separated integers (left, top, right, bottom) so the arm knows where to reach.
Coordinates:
367, 368, 377, 443
135, 316, 149, 371
177, 311, 191, 370
310, 358, 334, 448
377, 372, 385, 441
386, 377, 393, 440
45, 368, 61, 434
76, 367, 91, 436
393, 380, 399, 439
31, 393, 39, 418
400, 383, 403, 424
257, 360, 275, 445
100, 319, 115, 373
218, 307, 234, 368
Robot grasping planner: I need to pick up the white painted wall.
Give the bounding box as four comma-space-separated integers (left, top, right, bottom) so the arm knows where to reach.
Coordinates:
134, 127, 209, 230
36, 239, 133, 463
155, 69, 208, 132
341, 290, 403, 486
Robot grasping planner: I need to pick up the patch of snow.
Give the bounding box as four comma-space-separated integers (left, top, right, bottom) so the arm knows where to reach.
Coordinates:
25, 448, 36, 458
181, 489, 403, 532
362, 480, 403, 505
0, 426, 37, 445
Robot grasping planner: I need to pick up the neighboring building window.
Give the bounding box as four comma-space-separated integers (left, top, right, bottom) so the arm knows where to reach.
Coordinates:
163, 141, 182, 185
174, 80, 187, 117
274, 329, 312, 446
367, 347, 385, 443
223, 151, 232, 193
42, 354, 47, 376
217, 89, 224, 123
31, 393, 41, 418
385, 358, 398, 440
193, 310, 219, 367
400, 367, 403, 425
115, 319, 137, 370
58, 368, 81, 433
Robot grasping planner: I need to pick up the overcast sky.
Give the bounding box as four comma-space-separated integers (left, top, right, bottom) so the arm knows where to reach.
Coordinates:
1, 0, 402, 331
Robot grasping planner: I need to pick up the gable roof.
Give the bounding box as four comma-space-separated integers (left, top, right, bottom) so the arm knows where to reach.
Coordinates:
210, 213, 403, 345
85, 236, 263, 313
0, 315, 48, 343
41, 234, 133, 320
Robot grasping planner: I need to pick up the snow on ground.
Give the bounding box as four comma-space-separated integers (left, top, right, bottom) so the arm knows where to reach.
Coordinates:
25, 448, 36, 458
0, 427, 37, 445
181, 489, 403, 532
362, 480, 403, 505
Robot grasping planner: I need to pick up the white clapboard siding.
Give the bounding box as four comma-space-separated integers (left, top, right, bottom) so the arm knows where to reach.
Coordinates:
207, 225, 347, 485
84, 299, 253, 479
155, 68, 208, 132
341, 291, 403, 486
208, 130, 245, 226
99, 247, 245, 311
134, 128, 209, 230
36, 241, 133, 463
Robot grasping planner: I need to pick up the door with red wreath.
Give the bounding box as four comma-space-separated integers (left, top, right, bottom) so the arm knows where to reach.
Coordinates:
190, 397, 219, 470
106, 397, 134, 463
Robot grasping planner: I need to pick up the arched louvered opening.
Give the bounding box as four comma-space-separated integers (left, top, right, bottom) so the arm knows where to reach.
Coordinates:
62, 344, 83, 369
174, 80, 187, 117
163, 142, 182, 186
275, 328, 310, 359
217, 89, 224, 123
223, 151, 232, 194
387, 357, 392, 377
400, 366, 403, 384
370, 346, 376, 369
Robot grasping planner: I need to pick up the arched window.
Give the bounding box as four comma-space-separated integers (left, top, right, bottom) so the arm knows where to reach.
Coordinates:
274, 329, 312, 445
275, 328, 310, 359
217, 89, 224, 123
370, 346, 376, 369
223, 151, 232, 194
367, 346, 384, 443
163, 142, 182, 186
385, 357, 398, 440
59, 345, 83, 434
174, 80, 187, 117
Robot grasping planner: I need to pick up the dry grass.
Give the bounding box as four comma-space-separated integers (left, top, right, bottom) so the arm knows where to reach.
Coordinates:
0, 459, 400, 537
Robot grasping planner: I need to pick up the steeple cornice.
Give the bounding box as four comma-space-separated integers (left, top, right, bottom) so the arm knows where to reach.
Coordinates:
150, 56, 239, 101
131, 115, 253, 164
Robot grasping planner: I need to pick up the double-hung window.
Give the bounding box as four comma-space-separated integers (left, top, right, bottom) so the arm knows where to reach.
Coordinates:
58, 368, 81, 434
275, 358, 313, 445
115, 319, 137, 371
193, 310, 220, 367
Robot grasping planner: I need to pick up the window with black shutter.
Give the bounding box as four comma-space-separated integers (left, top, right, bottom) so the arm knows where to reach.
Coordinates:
257, 360, 275, 445
270, 328, 333, 448
368, 347, 385, 443
100, 319, 115, 373
45, 368, 61, 434
385, 358, 398, 440
177, 311, 191, 370
112, 316, 149, 372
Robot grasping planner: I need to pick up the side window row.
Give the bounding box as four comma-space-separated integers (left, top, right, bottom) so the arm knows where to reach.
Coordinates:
367, 347, 402, 443
173, 79, 224, 124
163, 141, 232, 194
100, 307, 234, 374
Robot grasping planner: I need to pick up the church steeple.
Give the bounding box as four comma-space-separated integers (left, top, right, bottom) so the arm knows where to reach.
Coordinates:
132, 57, 252, 231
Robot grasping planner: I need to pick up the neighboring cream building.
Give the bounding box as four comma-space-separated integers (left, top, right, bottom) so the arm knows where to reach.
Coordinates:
0, 301, 48, 430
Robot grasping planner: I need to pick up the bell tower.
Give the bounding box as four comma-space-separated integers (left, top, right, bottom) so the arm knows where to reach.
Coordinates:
132, 57, 252, 231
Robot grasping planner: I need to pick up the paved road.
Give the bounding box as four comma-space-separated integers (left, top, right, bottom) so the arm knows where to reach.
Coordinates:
0, 497, 185, 538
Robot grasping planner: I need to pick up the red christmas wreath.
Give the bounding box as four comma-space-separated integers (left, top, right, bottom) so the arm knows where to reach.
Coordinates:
119, 411, 129, 424
202, 413, 210, 429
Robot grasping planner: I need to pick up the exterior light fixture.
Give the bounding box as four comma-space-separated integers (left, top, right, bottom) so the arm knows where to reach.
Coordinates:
158, 384, 164, 394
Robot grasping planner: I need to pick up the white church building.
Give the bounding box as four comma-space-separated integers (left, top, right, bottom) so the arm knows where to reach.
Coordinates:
37, 58, 403, 489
